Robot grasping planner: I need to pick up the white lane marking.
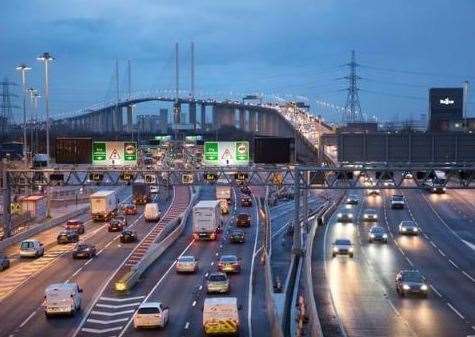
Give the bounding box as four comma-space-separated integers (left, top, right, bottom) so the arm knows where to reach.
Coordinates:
96, 302, 142, 309
398, 247, 405, 256
438, 249, 446, 257
210, 262, 214, 266
84, 259, 92, 265
117, 239, 195, 337
430, 285, 442, 297
447, 303, 465, 320
81, 326, 123, 333
462, 271, 475, 282
386, 299, 401, 317
100, 296, 145, 302
405, 257, 414, 267
96, 248, 105, 256
192, 301, 196, 307
86, 318, 129, 324
205, 272, 209, 277
421, 193, 471, 249
448, 259, 459, 269
430, 241, 437, 248
247, 194, 260, 337
185, 322, 190, 329
91, 310, 135, 317
19, 310, 37, 328
215, 252, 219, 256
462, 239, 475, 252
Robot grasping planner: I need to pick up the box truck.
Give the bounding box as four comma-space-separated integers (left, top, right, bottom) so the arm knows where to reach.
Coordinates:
202, 297, 240, 336
192, 200, 221, 240
132, 181, 151, 205
90, 190, 117, 221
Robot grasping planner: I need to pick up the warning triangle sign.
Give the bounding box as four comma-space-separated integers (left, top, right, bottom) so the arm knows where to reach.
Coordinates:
109, 148, 121, 160
221, 148, 233, 160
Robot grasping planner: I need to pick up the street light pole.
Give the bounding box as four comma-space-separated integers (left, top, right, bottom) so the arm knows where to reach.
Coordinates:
16, 64, 31, 162
37, 52, 54, 166
26, 88, 37, 155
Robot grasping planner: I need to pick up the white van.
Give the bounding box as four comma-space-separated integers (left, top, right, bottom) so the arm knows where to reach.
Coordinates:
144, 203, 161, 222
19, 239, 44, 258
43, 283, 82, 317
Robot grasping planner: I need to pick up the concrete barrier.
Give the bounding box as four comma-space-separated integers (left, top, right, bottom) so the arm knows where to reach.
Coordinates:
0, 205, 90, 251
115, 187, 199, 291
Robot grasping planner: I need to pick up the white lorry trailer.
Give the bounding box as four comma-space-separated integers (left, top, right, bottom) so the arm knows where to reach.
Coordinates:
90, 190, 118, 221
192, 200, 221, 240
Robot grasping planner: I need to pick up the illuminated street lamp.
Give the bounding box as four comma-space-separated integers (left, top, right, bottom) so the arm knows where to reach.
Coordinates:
16, 63, 31, 159
37, 52, 54, 165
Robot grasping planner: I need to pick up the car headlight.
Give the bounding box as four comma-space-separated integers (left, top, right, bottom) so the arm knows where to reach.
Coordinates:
349, 214, 353, 218
413, 228, 418, 232
403, 284, 410, 290
383, 234, 388, 238
364, 215, 368, 218
346, 199, 351, 202
337, 213, 342, 217
348, 247, 354, 252
374, 215, 378, 218
370, 234, 375, 238
333, 247, 339, 252
421, 284, 428, 291
401, 227, 407, 232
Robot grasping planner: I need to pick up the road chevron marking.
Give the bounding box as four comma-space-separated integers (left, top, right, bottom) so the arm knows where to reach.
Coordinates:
81, 326, 123, 334
99, 296, 145, 302
86, 318, 130, 324
91, 310, 135, 316
96, 302, 142, 309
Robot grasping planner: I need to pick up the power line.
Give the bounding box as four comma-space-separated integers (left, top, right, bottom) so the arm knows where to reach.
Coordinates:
360, 64, 475, 81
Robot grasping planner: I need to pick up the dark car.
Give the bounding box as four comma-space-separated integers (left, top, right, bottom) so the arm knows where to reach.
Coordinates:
236, 213, 251, 227
0, 255, 10, 271
240, 186, 252, 195
240, 196, 252, 207
345, 195, 359, 205
123, 204, 137, 215
72, 243, 96, 259
368, 225, 388, 243
229, 229, 245, 243
57, 230, 79, 244
396, 270, 429, 297
108, 219, 125, 232
65, 219, 85, 234
120, 229, 138, 243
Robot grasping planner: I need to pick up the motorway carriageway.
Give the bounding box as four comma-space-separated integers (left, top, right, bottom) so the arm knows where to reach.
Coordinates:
315, 185, 475, 337
0, 187, 173, 337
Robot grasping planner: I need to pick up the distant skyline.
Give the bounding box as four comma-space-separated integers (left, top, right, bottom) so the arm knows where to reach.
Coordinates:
1, 0, 474, 123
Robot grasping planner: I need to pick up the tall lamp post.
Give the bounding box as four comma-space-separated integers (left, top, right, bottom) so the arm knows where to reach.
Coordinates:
15, 64, 31, 161
26, 88, 38, 155
37, 52, 54, 165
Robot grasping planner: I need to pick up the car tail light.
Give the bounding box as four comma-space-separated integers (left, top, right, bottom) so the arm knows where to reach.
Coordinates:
193, 233, 199, 239
211, 233, 216, 239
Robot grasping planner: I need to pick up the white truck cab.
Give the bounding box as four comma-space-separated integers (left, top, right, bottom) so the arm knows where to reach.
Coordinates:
144, 202, 161, 222
43, 283, 82, 317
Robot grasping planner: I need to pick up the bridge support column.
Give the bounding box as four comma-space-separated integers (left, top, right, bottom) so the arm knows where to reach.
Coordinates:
258, 111, 266, 135
200, 103, 206, 130
127, 105, 133, 133
249, 110, 256, 133
239, 108, 246, 130
189, 102, 197, 130
212, 105, 221, 131
173, 101, 181, 125
222, 106, 234, 127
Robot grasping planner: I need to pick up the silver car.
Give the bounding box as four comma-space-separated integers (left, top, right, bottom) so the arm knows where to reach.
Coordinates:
336, 209, 354, 223
368, 225, 388, 243
206, 272, 230, 293
175, 255, 198, 273
332, 239, 354, 258
19, 239, 44, 258
399, 221, 419, 235
363, 209, 378, 221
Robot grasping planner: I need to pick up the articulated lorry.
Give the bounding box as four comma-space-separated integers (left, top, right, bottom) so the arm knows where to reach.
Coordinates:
192, 200, 221, 240
132, 181, 151, 205
90, 190, 118, 221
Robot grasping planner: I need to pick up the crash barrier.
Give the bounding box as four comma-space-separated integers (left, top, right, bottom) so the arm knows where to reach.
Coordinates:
300, 194, 343, 337
0, 204, 89, 251
261, 186, 284, 337
114, 186, 196, 292
263, 252, 285, 337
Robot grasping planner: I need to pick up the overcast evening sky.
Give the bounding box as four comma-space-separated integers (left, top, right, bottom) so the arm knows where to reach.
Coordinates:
1, 0, 474, 123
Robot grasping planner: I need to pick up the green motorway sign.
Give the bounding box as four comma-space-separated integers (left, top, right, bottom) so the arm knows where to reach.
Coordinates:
203, 141, 249, 166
